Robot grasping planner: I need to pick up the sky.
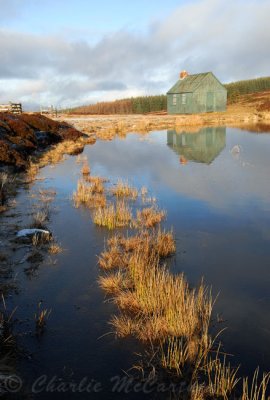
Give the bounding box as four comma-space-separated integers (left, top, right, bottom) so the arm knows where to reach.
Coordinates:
0, 0, 269, 110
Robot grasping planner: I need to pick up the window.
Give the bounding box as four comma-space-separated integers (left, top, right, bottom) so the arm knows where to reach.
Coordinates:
182, 93, 187, 105
172, 94, 177, 105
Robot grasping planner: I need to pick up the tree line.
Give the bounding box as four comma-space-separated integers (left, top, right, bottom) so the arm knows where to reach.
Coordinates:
225, 76, 270, 102
70, 76, 270, 114
70, 95, 167, 115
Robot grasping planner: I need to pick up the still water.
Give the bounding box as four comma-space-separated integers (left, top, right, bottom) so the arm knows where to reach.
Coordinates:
13, 126, 270, 398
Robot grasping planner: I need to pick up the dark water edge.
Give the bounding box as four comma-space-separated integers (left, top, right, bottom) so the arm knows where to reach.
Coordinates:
1, 125, 270, 398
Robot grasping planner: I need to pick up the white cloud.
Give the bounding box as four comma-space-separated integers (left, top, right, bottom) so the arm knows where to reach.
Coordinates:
0, 0, 269, 109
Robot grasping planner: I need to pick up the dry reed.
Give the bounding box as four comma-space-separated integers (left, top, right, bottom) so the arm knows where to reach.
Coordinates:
93, 201, 132, 229
81, 162, 90, 175
73, 180, 106, 208
136, 206, 166, 227
111, 179, 138, 199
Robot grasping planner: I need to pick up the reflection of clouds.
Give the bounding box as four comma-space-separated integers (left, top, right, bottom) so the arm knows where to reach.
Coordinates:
85, 129, 270, 219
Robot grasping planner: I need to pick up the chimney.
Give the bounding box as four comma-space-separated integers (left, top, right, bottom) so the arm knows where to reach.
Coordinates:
180, 70, 188, 80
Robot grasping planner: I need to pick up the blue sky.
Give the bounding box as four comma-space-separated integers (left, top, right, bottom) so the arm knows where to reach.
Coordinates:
0, 0, 269, 109
3, 0, 185, 37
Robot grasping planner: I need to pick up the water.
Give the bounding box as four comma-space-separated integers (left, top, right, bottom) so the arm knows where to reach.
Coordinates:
9, 125, 270, 398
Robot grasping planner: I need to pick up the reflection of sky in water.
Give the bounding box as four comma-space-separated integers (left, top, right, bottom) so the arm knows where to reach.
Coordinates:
24, 126, 270, 386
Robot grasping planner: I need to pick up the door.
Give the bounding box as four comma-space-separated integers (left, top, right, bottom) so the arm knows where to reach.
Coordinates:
206, 92, 214, 112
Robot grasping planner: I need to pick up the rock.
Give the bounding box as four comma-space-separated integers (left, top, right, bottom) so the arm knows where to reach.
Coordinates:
16, 228, 51, 238
16, 228, 52, 244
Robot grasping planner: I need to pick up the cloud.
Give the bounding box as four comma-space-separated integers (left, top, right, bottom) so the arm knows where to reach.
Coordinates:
0, 0, 269, 108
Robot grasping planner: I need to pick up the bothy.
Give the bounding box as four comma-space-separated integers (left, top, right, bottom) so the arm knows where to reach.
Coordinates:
167, 71, 227, 114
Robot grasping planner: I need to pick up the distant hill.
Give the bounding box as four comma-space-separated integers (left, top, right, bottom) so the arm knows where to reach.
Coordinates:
69, 76, 270, 115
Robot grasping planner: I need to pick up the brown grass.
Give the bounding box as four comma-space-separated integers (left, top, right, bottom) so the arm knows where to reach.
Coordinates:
38, 188, 56, 203
26, 161, 39, 182
155, 228, 176, 257
102, 232, 212, 345
114, 290, 141, 313
98, 271, 132, 294
93, 201, 132, 229
38, 140, 85, 168
111, 179, 138, 199
110, 315, 137, 337
73, 179, 106, 208
136, 206, 166, 227
32, 231, 51, 246
99, 229, 175, 272
205, 354, 240, 398
34, 302, 51, 334
98, 244, 128, 270
242, 368, 270, 400
31, 210, 49, 229
0, 172, 8, 206
48, 242, 63, 254
81, 162, 90, 175
84, 176, 107, 185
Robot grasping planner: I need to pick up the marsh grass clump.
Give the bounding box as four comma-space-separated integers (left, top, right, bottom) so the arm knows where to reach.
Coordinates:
31, 209, 49, 229
98, 244, 128, 270
98, 271, 132, 294
73, 180, 92, 205
0, 172, 8, 208
0, 295, 17, 353
34, 302, 51, 335
89, 180, 104, 195
99, 229, 175, 271
48, 242, 63, 254
38, 188, 56, 203
38, 140, 84, 168
32, 231, 51, 246
102, 232, 212, 344
155, 228, 176, 257
85, 176, 107, 185
136, 206, 166, 228
111, 179, 138, 200
73, 180, 106, 208
0, 172, 16, 212
110, 315, 138, 338
241, 369, 270, 400
205, 354, 240, 398
81, 161, 90, 176
93, 201, 132, 229
26, 161, 39, 182
99, 231, 216, 386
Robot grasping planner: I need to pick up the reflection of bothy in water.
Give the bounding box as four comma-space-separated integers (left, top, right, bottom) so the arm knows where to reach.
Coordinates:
167, 126, 226, 164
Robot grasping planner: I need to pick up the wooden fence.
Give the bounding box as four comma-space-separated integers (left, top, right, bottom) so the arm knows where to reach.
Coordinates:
0, 102, 22, 114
